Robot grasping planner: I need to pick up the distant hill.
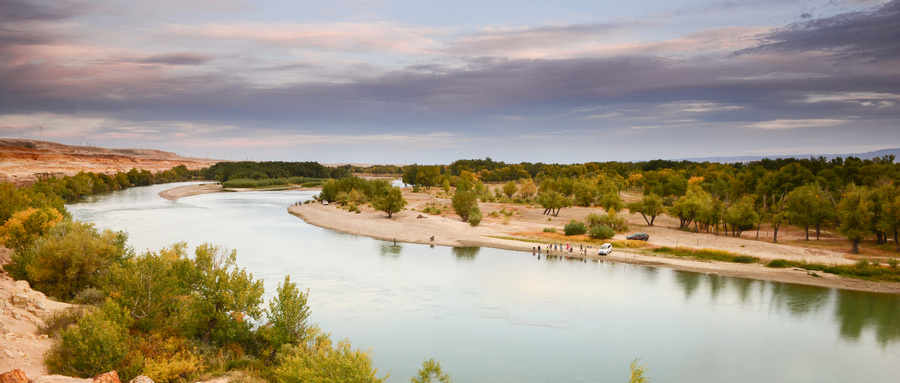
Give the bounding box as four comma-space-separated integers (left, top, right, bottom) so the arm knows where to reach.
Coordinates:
0, 138, 221, 186
677, 148, 900, 163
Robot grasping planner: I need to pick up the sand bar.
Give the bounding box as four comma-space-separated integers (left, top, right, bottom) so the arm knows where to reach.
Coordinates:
160, 184, 900, 294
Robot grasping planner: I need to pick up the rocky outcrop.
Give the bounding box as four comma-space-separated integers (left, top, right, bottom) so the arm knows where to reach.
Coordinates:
0, 369, 29, 383
0, 265, 71, 377
1, 371, 156, 383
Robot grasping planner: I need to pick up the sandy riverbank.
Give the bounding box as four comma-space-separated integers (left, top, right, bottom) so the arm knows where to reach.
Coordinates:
160, 184, 900, 294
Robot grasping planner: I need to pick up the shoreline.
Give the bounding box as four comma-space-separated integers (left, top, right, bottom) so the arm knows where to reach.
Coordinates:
161, 184, 900, 294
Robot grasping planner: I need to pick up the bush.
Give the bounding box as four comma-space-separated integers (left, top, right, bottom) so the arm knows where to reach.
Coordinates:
543, 227, 556, 233
588, 225, 615, 240
45, 301, 140, 378
564, 221, 587, 236
732, 255, 758, 264
766, 259, 797, 268
468, 207, 483, 226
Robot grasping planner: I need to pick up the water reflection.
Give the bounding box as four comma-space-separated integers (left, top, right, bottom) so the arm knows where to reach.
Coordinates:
451, 246, 479, 261
834, 290, 900, 346
768, 283, 831, 317
673, 270, 702, 299
380, 243, 402, 257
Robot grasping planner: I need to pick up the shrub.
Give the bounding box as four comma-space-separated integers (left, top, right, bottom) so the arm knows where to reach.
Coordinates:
468, 207, 483, 226
543, 227, 556, 233
45, 301, 139, 378
766, 259, 797, 268
588, 225, 615, 240
889, 258, 899, 270
732, 255, 758, 264
564, 221, 587, 236
855, 259, 870, 269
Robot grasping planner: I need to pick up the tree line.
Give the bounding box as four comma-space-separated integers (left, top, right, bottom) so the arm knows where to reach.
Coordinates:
395, 156, 900, 253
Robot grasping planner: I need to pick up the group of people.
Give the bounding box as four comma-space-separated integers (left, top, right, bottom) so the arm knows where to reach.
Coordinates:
533, 242, 593, 256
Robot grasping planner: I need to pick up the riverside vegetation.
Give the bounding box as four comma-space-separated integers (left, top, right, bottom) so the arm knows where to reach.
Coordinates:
0, 166, 450, 382
5, 153, 900, 380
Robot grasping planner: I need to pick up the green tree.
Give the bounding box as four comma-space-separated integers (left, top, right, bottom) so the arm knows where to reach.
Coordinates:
264, 275, 311, 355
838, 184, 874, 254
274, 329, 387, 383
785, 183, 834, 241
724, 196, 758, 237
373, 187, 407, 218
102, 243, 194, 331
668, 186, 707, 231
9, 220, 129, 300
538, 191, 571, 217
411, 358, 451, 383
451, 187, 479, 222
188, 243, 265, 344
502, 181, 518, 199
626, 193, 663, 226
0, 182, 32, 224
46, 300, 136, 377
874, 183, 900, 252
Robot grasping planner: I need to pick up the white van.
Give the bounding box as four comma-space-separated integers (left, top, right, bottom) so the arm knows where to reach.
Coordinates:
598, 243, 613, 255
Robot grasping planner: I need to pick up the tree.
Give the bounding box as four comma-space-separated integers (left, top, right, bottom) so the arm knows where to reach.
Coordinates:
46, 301, 135, 378
537, 191, 570, 217
373, 187, 407, 218
274, 329, 387, 383
573, 180, 597, 207
874, 183, 900, 252
785, 184, 834, 241
838, 184, 874, 254
518, 179, 537, 199
411, 358, 451, 383
626, 193, 663, 226
265, 275, 311, 355
0, 206, 63, 253
9, 220, 129, 299
451, 187, 479, 222
188, 243, 265, 344
502, 181, 518, 199
0, 182, 32, 223
724, 196, 758, 237
668, 186, 707, 231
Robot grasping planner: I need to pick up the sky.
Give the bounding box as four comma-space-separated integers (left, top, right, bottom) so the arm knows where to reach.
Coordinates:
1, 0, 899, 165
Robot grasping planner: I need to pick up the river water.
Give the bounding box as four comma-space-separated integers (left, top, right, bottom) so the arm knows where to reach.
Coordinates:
68, 182, 900, 382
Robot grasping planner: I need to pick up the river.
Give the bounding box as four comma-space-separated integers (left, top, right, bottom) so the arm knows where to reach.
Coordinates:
68, 182, 900, 382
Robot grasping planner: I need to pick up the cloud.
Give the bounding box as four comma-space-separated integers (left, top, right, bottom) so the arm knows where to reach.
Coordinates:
139, 52, 214, 66
166, 22, 443, 55
747, 119, 847, 130
0, 0, 87, 22
735, 0, 900, 62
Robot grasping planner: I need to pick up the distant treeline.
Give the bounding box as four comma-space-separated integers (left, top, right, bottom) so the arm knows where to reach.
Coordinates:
202, 161, 347, 182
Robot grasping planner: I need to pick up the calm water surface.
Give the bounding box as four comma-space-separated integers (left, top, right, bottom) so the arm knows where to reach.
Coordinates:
68, 183, 900, 382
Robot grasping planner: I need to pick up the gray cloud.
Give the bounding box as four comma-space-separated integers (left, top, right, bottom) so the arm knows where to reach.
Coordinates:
735, 0, 900, 61
139, 53, 214, 66
0, 0, 87, 22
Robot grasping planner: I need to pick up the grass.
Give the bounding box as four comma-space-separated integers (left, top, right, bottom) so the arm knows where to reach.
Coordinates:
765, 258, 900, 282
651, 246, 760, 264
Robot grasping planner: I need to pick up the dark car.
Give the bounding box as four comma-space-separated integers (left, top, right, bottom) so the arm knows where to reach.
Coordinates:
627, 233, 649, 241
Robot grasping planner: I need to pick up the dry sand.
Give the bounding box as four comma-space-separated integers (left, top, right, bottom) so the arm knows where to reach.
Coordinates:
165, 184, 900, 294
